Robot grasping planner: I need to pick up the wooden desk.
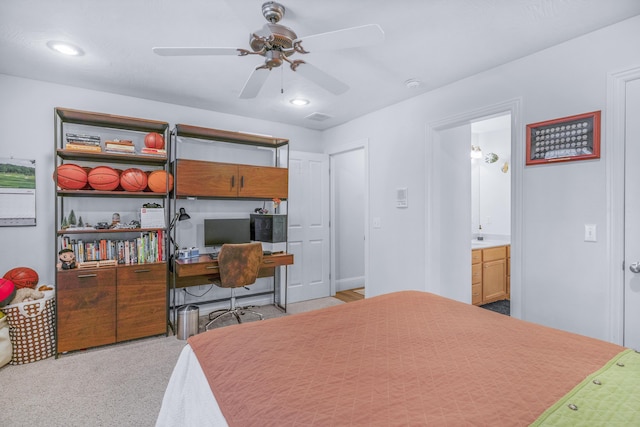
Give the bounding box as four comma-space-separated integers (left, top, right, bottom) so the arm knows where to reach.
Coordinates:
174, 252, 294, 287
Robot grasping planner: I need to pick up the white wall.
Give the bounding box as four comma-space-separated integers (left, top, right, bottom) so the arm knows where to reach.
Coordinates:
321, 15, 640, 342
0, 75, 323, 290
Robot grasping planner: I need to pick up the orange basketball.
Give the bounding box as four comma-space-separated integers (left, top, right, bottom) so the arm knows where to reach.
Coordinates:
54, 163, 88, 190
4, 267, 39, 290
147, 170, 174, 193
144, 132, 165, 149
88, 166, 120, 191
120, 168, 148, 192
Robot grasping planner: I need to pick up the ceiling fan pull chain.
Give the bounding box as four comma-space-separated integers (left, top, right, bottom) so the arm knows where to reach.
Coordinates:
281, 66, 284, 94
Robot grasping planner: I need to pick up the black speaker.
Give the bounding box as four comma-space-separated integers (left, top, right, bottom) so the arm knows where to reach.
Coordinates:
250, 214, 287, 243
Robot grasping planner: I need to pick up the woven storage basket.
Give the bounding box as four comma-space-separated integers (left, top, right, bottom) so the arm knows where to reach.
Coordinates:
3, 291, 55, 364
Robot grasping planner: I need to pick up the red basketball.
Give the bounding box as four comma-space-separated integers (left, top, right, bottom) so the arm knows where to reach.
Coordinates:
4, 267, 39, 290
0, 278, 16, 306
144, 132, 165, 149
54, 163, 88, 190
120, 168, 148, 192
88, 166, 120, 191
147, 170, 174, 193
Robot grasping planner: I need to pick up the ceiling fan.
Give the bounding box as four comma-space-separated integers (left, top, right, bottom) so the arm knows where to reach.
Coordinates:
152, 1, 384, 99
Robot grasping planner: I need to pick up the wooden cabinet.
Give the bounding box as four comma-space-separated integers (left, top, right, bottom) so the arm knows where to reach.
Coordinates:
175, 159, 288, 199
57, 268, 117, 353
54, 108, 169, 355
56, 264, 166, 353
471, 249, 482, 305
116, 264, 167, 341
471, 245, 509, 305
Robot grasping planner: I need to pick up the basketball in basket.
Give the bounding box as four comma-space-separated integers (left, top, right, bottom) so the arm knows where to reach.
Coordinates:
144, 132, 165, 149
54, 163, 88, 190
88, 166, 120, 191
3, 267, 39, 289
120, 168, 148, 192
147, 170, 173, 193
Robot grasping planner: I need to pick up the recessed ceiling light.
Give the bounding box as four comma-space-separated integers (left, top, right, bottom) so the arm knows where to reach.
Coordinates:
47, 40, 84, 56
290, 98, 309, 106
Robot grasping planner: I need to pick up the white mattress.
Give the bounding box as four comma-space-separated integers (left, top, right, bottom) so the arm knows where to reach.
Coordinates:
155, 345, 228, 427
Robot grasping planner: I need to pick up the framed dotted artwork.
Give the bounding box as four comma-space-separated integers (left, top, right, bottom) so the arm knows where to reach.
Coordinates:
526, 111, 601, 165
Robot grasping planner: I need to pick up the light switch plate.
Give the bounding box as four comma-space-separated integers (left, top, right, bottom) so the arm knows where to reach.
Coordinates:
584, 224, 597, 242
373, 217, 382, 229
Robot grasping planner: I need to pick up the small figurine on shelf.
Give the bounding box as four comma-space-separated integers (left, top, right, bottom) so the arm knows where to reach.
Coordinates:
58, 248, 77, 270
111, 212, 120, 228
61, 216, 69, 229
78, 216, 84, 227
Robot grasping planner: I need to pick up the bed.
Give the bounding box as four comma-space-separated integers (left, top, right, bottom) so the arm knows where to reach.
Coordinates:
156, 291, 639, 426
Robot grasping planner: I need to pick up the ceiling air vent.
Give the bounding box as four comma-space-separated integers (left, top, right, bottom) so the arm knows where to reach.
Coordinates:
305, 112, 332, 122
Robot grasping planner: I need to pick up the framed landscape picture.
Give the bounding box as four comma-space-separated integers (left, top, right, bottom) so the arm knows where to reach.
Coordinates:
526, 111, 601, 165
0, 157, 36, 226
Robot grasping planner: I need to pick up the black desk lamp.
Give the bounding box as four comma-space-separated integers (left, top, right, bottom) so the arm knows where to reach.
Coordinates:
169, 207, 191, 250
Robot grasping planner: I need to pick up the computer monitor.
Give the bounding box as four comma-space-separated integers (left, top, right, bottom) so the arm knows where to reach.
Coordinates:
204, 218, 251, 247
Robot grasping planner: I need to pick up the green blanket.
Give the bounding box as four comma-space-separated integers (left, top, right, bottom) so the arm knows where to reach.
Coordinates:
531, 349, 640, 426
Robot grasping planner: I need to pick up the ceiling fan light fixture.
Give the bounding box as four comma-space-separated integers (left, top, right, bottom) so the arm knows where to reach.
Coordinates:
290, 98, 309, 106
47, 40, 83, 56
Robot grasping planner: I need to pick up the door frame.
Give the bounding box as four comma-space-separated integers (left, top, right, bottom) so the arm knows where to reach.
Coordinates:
425, 98, 523, 317
606, 65, 640, 346
326, 138, 370, 297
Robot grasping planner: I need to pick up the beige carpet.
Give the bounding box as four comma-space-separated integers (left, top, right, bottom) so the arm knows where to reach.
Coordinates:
0, 297, 344, 426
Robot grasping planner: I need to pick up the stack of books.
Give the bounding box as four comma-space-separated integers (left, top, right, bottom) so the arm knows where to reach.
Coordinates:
140, 147, 167, 157
104, 139, 135, 154
65, 133, 101, 152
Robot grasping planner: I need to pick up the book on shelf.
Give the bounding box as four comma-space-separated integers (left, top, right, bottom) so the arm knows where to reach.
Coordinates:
66, 133, 101, 145
65, 143, 103, 152
140, 147, 167, 156
105, 140, 135, 153
62, 231, 165, 266
105, 146, 135, 153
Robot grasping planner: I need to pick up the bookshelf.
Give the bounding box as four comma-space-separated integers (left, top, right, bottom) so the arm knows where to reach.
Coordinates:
53, 108, 170, 355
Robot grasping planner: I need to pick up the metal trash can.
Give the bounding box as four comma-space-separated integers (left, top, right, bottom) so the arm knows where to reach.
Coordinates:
176, 305, 199, 340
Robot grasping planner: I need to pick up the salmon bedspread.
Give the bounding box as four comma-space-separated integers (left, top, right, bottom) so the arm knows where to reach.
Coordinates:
186, 291, 624, 426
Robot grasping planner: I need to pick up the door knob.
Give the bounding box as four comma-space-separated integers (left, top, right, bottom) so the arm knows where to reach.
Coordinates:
630, 262, 640, 273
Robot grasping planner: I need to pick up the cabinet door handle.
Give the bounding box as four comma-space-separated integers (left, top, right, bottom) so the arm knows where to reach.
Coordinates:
206, 266, 217, 270
77, 274, 97, 278
134, 269, 151, 273
263, 260, 275, 264
240, 175, 244, 188
231, 175, 235, 188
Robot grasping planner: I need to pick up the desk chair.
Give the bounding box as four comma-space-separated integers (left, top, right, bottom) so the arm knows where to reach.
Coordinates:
205, 242, 264, 330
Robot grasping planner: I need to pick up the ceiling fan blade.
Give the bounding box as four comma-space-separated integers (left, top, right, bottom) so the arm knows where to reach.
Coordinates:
152, 47, 240, 56
239, 67, 270, 99
296, 24, 384, 53
294, 62, 349, 95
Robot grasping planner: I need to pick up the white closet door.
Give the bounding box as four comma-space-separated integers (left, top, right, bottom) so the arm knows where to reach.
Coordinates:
624, 78, 640, 349
287, 151, 330, 303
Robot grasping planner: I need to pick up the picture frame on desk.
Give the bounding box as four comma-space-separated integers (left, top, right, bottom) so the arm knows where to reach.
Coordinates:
526, 111, 600, 166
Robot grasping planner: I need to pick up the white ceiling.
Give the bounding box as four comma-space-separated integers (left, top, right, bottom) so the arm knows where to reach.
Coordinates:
2, 0, 639, 131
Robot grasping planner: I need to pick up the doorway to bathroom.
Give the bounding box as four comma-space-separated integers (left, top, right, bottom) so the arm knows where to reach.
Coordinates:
425, 99, 521, 312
